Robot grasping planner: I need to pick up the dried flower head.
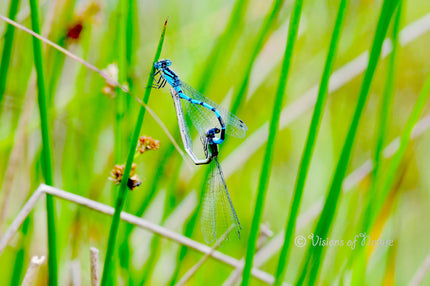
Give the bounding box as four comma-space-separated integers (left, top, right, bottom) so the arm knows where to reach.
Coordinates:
109, 163, 141, 190
137, 136, 160, 154
66, 22, 83, 40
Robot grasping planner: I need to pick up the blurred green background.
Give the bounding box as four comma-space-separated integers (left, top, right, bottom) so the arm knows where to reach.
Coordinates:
1, 0, 430, 285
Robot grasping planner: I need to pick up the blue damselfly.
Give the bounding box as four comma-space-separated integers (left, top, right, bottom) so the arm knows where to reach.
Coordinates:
170, 88, 241, 243
153, 59, 247, 145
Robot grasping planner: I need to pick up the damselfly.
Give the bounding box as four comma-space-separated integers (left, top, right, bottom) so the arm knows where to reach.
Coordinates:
153, 59, 247, 145
170, 88, 241, 243
201, 129, 241, 243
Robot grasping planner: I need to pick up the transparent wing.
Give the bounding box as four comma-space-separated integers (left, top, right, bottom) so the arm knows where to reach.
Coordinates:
172, 91, 209, 161
181, 82, 248, 138
201, 158, 241, 243
182, 110, 209, 161
182, 107, 194, 150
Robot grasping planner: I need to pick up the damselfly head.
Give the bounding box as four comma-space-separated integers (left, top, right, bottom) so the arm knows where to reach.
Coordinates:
154, 59, 172, 69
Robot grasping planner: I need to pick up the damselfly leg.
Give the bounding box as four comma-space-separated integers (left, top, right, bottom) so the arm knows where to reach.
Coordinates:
151, 69, 167, 89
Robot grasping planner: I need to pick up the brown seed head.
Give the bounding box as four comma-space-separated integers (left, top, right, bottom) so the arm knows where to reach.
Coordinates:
109, 163, 141, 191
137, 136, 160, 154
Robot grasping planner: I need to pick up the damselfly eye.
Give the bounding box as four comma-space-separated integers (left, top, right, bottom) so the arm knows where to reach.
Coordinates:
154, 59, 172, 69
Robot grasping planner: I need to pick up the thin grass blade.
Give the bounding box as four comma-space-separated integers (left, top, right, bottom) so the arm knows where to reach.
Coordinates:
273, 0, 349, 285
0, 0, 21, 109
196, 0, 250, 93
29, 0, 58, 284
295, 1, 401, 284
100, 19, 168, 286
350, 3, 403, 284
240, 1, 304, 285
231, 0, 285, 116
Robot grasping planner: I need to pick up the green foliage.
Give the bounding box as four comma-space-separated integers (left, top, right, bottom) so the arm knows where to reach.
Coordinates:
28, 0, 57, 284
0, 0, 20, 108
100, 20, 167, 286
296, 0, 401, 284
274, 0, 349, 284
240, 0, 303, 285
351, 4, 404, 284
1, 0, 430, 285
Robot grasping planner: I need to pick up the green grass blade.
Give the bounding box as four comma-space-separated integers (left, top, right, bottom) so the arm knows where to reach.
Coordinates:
371, 74, 430, 229
273, 0, 349, 285
350, 3, 403, 284
0, 0, 21, 111
139, 175, 180, 285
359, 0, 404, 233
196, 0, 250, 93
100, 19, 167, 286
29, 0, 58, 284
295, 1, 401, 285
115, 0, 136, 279
167, 178, 205, 286
119, 146, 177, 283
139, 236, 161, 285
10, 216, 31, 285
45, 1, 76, 102
231, 0, 285, 115
114, 0, 130, 166
126, 0, 136, 69
240, 1, 304, 285
369, 1, 403, 205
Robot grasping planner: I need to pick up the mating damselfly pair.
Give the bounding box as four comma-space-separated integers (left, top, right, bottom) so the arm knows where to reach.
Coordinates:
153, 59, 247, 243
